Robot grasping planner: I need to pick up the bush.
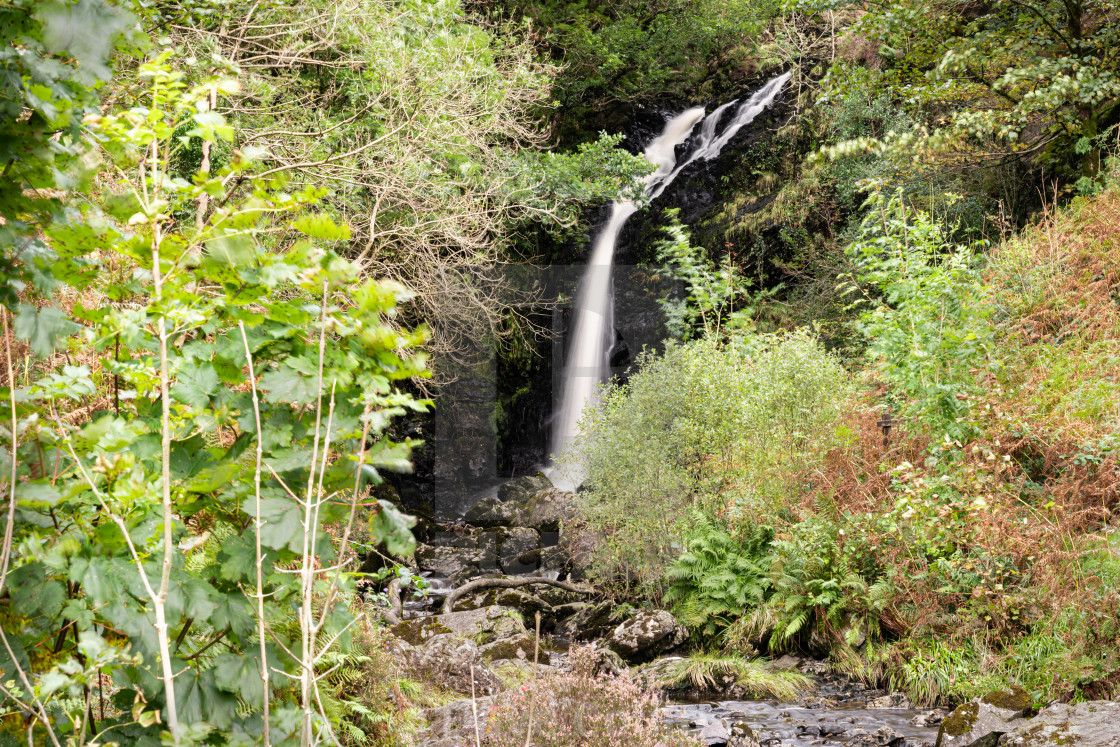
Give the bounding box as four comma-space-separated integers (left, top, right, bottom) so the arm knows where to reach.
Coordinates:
575, 329, 854, 596
481, 647, 699, 747
665, 515, 773, 641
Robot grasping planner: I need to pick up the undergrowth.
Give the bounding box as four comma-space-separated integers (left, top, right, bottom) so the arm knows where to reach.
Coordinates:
584, 171, 1120, 709
665, 654, 811, 700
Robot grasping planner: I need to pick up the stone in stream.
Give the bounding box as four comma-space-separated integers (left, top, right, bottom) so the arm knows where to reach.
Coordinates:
607, 609, 689, 662
867, 692, 912, 709
699, 720, 730, 746
847, 725, 906, 746
911, 708, 949, 727
730, 722, 761, 747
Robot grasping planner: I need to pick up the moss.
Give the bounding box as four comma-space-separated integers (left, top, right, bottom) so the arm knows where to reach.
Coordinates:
940, 701, 980, 738
392, 618, 452, 646
980, 684, 1030, 713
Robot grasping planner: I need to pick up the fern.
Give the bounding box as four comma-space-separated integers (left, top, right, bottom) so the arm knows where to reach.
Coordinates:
665, 513, 774, 641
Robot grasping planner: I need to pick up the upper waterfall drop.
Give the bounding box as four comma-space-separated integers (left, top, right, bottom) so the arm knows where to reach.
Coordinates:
548, 73, 791, 490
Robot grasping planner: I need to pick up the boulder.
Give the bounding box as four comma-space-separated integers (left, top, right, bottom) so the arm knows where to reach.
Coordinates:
998, 700, 1120, 746
700, 720, 731, 746
401, 633, 503, 696
608, 609, 689, 662
499, 527, 539, 573
848, 726, 905, 746
416, 545, 481, 578
477, 530, 500, 571
498, 473, 553, 504
867, 692, 912, 709
539, 544, 568, 573
418, 696, 493, 745
391, 605, 527, 646
464, 497, 520, 528
520, 488, 577, 532
555, 600, 623, 641
478, 634, 551, 665
937, 686, 1030, 747
911, 709, 948, 727
557, 527, 602, 582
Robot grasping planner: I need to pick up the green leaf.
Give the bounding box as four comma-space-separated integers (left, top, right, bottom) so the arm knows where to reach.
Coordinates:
369, 500, 416, 557
16, 480, 62, 508
13, 303, 80, 357
242, 495, 304, 552
292, 213, 350, 242
172, 362, 219, 409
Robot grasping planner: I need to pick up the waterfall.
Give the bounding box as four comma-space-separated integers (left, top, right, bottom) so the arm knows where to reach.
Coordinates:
548, 73, 791, 490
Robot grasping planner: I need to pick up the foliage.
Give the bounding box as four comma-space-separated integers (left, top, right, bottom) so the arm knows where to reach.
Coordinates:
480, 646, 699, 747
854, 0, 1120, 186
576, 330, 853, 596
0, 58, 426, 746
0, 0, 139, 304
664, 653, 811, 700
664, 515, 773, 641
480, 0, 781, 124
843, 190, 995, 439
649, 210, 771, 341
164, 0, 653, 374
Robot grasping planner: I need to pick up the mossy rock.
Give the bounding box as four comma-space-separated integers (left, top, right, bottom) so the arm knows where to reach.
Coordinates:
941, 702, 980, 738
478, 635, 552, 665
980, 684, 1029, 713
391, 605, 526, 647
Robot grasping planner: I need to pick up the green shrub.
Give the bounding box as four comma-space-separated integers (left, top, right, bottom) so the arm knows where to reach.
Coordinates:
845, 189, 995, 440
665, 515, 773, 641
575, 329, 853, 596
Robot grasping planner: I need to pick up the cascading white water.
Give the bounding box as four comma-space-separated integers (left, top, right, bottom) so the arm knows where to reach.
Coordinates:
549, 73, 791, 489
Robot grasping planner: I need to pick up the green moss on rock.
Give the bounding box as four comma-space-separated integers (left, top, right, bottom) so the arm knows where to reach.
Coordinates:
941, 701, 980, 738
981, 684, 1029, 713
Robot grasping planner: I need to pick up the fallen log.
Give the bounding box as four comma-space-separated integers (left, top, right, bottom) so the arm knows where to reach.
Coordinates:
441, 575, 593, 614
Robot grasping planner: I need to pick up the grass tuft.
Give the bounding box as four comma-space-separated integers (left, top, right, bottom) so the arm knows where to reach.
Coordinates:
667, 653, 812, 700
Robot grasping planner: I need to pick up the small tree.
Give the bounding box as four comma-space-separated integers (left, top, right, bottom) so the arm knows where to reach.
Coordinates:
1, 58, 426, 747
